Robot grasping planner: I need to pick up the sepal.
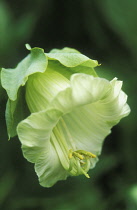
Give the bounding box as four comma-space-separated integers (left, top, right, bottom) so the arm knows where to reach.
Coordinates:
1, 47, 47, 101
46, 47, 99, 77
1, 46, 47, 138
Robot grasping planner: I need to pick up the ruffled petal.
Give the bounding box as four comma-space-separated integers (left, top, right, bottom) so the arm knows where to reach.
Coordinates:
47, 73, 130, 168
17, 73, 130, 186
50, 74, 130, 118
17, 109, 68, 187
71, 74, 111, 105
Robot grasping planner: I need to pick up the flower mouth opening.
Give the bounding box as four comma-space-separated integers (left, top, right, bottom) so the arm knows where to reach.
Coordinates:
50, 116, 96, 178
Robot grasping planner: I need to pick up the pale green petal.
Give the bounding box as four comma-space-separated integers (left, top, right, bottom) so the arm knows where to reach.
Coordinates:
71, 74, 111, 105
35, 145, 68, 187
17, 109, 68, 187
63, 105, 110, 156
26, 68, 70, 113
94, 79, 131, 125
50, 74, 130, 119
47, 73, 130, 167
50, 74, 112, 112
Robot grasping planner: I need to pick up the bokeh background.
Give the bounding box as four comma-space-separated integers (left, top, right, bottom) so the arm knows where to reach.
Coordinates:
0, 0, 137, 209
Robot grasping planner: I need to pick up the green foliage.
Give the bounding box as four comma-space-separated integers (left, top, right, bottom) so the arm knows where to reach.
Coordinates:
0, 0, 137, 209
96, 0, 137, 56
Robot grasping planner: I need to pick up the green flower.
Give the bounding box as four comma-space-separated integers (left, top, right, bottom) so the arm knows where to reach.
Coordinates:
1, 45, 130, 187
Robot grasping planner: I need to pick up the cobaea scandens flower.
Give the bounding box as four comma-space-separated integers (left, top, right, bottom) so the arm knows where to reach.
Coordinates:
1, 45, 130, 187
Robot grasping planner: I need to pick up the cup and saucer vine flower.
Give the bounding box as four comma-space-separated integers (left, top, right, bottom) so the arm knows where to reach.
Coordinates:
1, 44, 130, 187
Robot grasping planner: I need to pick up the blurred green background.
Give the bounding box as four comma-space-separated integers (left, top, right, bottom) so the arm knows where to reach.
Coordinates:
0, 0, 137, 209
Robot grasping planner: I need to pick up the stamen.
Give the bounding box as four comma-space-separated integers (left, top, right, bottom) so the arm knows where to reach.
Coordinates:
73, 152, 84, 160
68, 149, 73, 159
68, 149, 96, 178
77, 150, 96, 158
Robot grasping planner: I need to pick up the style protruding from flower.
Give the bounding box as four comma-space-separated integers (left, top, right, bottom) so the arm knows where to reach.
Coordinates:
1, 44, 130, 187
